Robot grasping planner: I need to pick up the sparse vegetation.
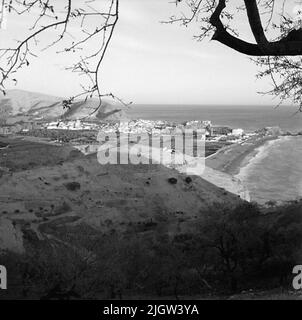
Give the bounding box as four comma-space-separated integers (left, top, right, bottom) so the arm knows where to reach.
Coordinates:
0, 138, 83, 172
1, 200, 301, 299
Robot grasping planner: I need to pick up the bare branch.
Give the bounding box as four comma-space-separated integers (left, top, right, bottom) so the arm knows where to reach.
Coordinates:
0, 0, 127, 114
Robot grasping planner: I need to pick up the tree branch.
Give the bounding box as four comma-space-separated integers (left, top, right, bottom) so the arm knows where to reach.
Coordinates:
209, 0, 302, 56
209, 0, 263, 56
243, 0, 269, 48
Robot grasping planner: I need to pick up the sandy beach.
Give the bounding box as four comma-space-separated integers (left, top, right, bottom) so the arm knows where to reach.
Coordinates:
205, 135, 280, 176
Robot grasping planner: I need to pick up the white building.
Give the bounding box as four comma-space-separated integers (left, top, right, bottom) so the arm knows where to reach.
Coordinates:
47, 122, 60, 130
74, 119, 81, 129
232, 128, 244, 137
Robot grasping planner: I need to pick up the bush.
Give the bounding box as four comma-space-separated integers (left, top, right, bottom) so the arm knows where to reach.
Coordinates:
64, 182, 81, 191
185, 177, 192, 184
191, 201, 302, 292
168, 177, 177, 185
2, 200, 302, 299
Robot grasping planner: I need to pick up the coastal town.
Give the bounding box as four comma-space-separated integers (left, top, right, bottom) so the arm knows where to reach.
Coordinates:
1, 117, 253, 142
0, 116, 294, 161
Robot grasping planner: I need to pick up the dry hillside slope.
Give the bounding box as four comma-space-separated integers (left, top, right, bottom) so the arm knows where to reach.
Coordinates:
0, 89, 128, 121
0, 139, 243, 253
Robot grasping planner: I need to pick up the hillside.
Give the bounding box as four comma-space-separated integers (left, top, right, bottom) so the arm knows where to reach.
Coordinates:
0, 89, 128, 121
0, 136, 242, 254
0, 89, 62, 116
1, 136, 299, 300
62, 98, 129, 121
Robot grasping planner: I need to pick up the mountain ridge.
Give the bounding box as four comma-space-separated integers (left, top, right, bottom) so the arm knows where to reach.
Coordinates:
0, 89, 128, 122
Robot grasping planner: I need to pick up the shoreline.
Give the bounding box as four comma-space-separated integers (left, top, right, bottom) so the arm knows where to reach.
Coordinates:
206, 135, 280, 176
235, 137, 285, 182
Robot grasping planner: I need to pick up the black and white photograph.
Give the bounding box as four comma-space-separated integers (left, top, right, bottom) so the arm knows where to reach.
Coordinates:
0, 0, 302, 308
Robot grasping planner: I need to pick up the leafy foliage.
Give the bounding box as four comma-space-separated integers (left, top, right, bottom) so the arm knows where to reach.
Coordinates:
2, 200, 302, 299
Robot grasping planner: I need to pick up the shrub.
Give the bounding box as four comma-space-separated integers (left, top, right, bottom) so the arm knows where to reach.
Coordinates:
192, 201, 302, 292
185, 177, 192, 184
64, 182, 81, 191
168, 177, 177, 185
2, 200, 302, 299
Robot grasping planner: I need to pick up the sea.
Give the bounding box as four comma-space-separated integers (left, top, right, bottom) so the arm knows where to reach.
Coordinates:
128, 104, 302, 204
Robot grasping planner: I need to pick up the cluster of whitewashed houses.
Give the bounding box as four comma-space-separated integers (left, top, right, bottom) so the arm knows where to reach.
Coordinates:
0, 118, 246, 143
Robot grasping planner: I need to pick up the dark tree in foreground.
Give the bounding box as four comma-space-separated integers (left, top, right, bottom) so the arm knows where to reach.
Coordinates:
169, 0, 302, 108
169, 0, 302, 56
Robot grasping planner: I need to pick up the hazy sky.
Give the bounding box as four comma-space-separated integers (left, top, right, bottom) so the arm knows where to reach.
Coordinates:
0, 0, 298, 105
